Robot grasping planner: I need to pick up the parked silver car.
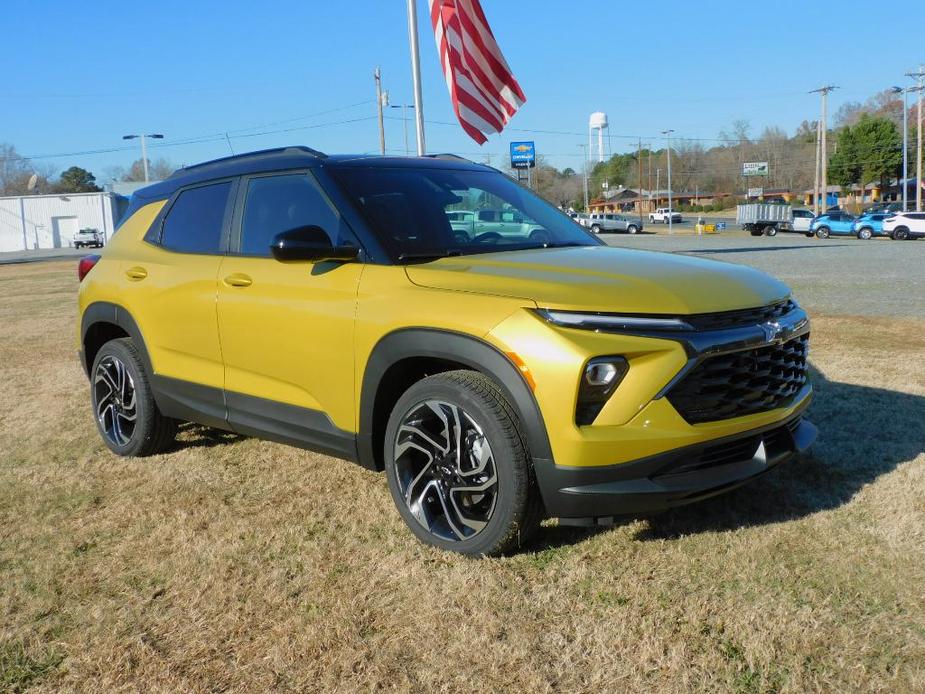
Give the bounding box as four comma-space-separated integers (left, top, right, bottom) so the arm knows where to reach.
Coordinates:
588, 213, 643, 234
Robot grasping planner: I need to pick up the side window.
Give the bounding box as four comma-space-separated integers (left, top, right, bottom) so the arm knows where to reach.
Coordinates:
240, 173, 341, 256
161, 181, 232, 254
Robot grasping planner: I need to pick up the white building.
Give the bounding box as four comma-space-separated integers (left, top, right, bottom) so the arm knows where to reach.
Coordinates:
0, 192, 121, 253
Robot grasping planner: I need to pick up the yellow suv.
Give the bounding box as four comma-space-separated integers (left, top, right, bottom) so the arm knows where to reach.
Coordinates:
77, 147, 815, 555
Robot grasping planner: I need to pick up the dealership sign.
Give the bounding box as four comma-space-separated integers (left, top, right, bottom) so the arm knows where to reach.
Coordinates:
747, 187, 763, 198
510, 141, 536, 169
743, 161, 769, 176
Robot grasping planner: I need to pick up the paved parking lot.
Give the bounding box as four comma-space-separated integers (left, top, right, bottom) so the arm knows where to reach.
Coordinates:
603, 233, 925, 319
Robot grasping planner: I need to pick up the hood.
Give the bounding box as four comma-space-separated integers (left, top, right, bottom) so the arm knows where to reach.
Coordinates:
404, 246, 790, 314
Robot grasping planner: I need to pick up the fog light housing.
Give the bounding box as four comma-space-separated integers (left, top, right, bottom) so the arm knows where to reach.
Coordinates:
576, 356, 628, 425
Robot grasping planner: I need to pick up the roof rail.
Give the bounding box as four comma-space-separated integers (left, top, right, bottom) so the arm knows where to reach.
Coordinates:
170, 146, 327, 177
425, 153, 472, 162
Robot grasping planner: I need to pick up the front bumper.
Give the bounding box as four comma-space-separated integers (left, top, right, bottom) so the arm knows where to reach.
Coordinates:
535, 405, 816, 522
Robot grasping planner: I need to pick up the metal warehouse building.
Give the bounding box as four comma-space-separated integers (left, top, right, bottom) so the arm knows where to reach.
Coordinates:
0, 192, 121, 253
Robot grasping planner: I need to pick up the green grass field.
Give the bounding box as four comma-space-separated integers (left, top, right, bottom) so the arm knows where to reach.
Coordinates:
1, 261, 923, 692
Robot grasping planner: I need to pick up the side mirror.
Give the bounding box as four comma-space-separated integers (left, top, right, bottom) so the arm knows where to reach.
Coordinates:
270, 225, 359, 262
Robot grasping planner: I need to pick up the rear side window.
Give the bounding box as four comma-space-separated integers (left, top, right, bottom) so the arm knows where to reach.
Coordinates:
161, 181, 232, 254
240, 174, 341, 256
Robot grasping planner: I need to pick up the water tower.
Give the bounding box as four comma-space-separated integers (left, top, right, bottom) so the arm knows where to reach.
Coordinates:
589, 112, 608, 163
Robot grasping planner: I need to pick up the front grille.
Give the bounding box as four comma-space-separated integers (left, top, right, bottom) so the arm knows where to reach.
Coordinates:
683, 300, 796, 331
667, 334, 809, 423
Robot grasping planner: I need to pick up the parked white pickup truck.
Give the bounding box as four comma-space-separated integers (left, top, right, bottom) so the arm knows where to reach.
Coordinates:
648, 208, 682, 224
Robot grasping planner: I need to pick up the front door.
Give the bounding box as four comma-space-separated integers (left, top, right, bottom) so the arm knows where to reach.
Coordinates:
216, 171, 363, 440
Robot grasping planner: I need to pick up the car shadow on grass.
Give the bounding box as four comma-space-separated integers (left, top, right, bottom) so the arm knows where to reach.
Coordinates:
169, 423, 246, 451
528, 362, 925, 551
636, 363, 925, 541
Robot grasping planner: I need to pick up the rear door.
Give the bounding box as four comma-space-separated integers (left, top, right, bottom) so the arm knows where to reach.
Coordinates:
215, 170, 363, 438
122, 180, 234, 425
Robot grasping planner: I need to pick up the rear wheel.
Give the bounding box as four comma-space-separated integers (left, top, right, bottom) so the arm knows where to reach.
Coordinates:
90, 338, 177, 456
815, 226, 830, 239
590, 224, 602, 234
764, 226, 778, 237
383, 371, 542, 556
893, 227, 909, 240
857, 227, 872, 240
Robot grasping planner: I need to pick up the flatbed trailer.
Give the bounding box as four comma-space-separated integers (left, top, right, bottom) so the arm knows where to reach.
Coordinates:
736, 204, 792, 236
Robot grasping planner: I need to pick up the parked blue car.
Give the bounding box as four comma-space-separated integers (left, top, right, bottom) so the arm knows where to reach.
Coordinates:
852, 212, 890, 240
811, 211, 856, 239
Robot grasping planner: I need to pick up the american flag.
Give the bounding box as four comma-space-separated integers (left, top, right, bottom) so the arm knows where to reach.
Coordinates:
428, 0, 526, 144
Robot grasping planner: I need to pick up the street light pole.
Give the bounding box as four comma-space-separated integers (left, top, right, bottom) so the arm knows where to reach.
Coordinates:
662, 129, 674, 233
894, 86, 910, 211
908, 66, 925, 211
390, 104, 415, 155
122, 133, 164, 183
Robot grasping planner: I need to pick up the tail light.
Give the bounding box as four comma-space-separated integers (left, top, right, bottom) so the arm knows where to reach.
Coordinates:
77, 254, 101, 282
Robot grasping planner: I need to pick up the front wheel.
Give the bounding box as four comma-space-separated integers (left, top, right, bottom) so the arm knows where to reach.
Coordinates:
590, 224, 602, 234
384, 371, 542, 556
857, 227, 872, 240
764, 226, 778, 237
893, 227, 909, 240
91, 338, 177, 456
626, 224, 638, 234
815, 227, 830, 239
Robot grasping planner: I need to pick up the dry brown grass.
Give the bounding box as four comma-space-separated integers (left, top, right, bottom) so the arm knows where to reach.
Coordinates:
1, 260, 924, 693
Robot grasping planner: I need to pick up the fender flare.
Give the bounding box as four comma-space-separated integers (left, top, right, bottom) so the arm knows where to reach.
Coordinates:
358, 328, 553, 471
80, 301, 153, 376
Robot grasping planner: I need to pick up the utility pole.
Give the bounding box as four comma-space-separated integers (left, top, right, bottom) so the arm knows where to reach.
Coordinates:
637, 138, 644, 221
648, 150, 652, 213
374, 67, 386, 155
813, 119, 821, 214
907, 66, 925, 211
578, 144, 589, 211
662, 129, 674, 233
810, 86, 837, 211
390, 103, 415, 155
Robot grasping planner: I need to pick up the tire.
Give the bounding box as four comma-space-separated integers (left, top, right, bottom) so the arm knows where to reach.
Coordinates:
764, 226, 778, 237
805, 233, 814, 238
857, 227, 872, 240
626, 224, 638, 234
529, 228, 551, 244
893, 227, 909, 240
90, 338, 178, 456
383, 370, 542, 556
590, 224, 602, 234
815, 226, 830, 239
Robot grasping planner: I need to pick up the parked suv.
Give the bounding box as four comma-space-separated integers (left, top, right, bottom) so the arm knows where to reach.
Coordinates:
883, 212, 925, 240
588, 213, 643, 234
77, 147, 815, 556
852, 213, 890, 240
649, 208, 682, 224
810, 211, 856, 239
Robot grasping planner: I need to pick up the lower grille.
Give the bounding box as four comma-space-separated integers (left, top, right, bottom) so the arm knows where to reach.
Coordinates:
656, 418, 800, 479
667, 334, 809, 424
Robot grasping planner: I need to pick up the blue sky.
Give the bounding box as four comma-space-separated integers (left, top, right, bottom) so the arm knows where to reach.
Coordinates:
4, 0, 923, 178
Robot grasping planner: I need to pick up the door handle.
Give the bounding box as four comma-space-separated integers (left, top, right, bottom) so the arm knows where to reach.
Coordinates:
223, 273, 253, 288
125, 266, 147, 281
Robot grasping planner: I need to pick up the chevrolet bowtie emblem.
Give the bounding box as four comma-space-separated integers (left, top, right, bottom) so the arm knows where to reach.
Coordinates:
760, 321, 783, 342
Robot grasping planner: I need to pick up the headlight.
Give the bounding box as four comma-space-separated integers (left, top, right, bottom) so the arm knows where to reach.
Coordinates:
536, 308, 693, 333
576, 356, 628, 425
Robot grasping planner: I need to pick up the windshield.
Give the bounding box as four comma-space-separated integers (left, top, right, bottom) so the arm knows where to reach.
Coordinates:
332, 166, 600, 261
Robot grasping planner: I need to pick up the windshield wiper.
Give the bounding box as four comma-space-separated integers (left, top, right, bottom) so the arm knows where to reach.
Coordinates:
534, 242, 588, 249
397, 249, 463, 263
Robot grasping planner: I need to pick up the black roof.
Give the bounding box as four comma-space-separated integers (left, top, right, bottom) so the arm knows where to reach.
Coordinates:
132, 146, 490, 201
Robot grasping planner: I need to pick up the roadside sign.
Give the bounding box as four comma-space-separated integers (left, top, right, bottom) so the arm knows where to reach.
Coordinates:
510, 141, 536, 169
748, 187, 763, 198
743, 162, 769, 176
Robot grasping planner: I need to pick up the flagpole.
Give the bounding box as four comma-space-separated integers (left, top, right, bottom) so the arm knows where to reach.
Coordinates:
407, 0, 426, 155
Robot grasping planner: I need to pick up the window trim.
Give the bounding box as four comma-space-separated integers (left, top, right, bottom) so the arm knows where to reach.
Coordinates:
228, 169, 362, 259
143, 177, 239, 256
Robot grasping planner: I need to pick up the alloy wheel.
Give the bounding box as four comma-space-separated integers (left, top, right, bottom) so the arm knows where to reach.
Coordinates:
393, 400, 498, 542
94, 355, 137, 447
